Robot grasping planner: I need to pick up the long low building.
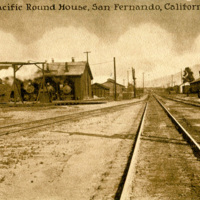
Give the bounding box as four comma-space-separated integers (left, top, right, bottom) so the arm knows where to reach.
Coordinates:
92, 83, 110, 98
102, 78, 125, 99
190, 78, 200, 93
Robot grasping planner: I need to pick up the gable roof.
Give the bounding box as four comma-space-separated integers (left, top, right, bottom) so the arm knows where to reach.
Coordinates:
179, 82, 190, 86
0, 64, 12, 70
103, 78, 125, 87
92, 83, 110, 90
45, 61, 93, 79
190, 78, 200, 84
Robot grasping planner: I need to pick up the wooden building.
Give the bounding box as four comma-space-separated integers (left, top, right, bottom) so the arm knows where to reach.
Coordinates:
190, 78, 200, 93
44, 60, 93, 100
102, 78, 125, 99
92, 83, 110, 98
179, 82, 190, 94
123, 83, 134, 99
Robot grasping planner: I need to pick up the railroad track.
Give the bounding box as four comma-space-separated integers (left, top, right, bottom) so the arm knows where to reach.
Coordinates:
0, 98, 148, 137
118, 94, 200, 200
154, 95, 200, 155
159, 94, 200, 107
155, 94, 200, 146
117, 99, 148, 200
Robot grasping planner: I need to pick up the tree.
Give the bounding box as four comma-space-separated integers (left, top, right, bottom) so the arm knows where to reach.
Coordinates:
182, 67, 195, 83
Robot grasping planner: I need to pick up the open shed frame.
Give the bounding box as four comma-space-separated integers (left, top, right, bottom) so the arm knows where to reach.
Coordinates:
0, 61, 47, 105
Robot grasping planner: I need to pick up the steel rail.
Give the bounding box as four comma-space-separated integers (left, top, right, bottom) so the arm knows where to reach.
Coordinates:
159, 94, 200, 107
154, 95, 200, 155
119, 94, 199, 200
0, 113, 95, 136
119, 101, 148, 200
0, 99, 147, 137
0, 99, 146, 130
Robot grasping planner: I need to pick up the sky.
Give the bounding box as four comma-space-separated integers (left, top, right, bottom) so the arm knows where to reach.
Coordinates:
0, 0, 200, 87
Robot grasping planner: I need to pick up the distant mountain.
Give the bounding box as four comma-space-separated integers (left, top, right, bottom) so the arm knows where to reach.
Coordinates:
146, 65, 200, 87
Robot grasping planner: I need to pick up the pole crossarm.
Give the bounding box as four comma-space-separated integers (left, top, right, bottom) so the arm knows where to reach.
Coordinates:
34, 64, 43, 70
15, 65, 23, 72
84, 51, 91, 63
0, 62, 46, 65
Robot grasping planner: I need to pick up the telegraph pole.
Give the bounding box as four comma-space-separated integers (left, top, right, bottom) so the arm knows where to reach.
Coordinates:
132, 68, 136, 98
143, 72, 145, 93
84, 51, 91, 63
181, 69, 183, 84
13, 64, 16, 105
114, 57, 117, 101
127, 71, 129, 86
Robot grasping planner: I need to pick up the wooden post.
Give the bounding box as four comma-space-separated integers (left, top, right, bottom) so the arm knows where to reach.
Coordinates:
181, 69, 182, 84
132, 68, 136, 98
114, 57, 117, 101
36, 64, 45, 102
42, 64, 45, 91
13, 64, 16, 105
84, 51, 91, 63
12, 65, 24, 105
143, 72, 144, 93
134, 79, 136, 98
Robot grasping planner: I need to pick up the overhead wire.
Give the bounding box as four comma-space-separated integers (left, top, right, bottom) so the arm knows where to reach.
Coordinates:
90, 60, 113, 65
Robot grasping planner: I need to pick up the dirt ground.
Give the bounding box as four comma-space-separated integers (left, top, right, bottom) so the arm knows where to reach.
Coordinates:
0, 97, 145, 126
0, 98, 145, 200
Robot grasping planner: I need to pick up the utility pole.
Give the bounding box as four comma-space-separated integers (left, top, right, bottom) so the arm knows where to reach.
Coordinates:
171, 75, 174, 87
127, 71, 129, 86
114, 57, 117, 101
84, 51, 91, 63
181, 69, 183, 84
132, 68, 136, 98
13, 64, 16, 105
143, 72, 145, 93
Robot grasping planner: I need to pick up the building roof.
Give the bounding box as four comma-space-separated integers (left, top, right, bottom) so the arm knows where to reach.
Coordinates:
179, 82, 190, 86
0, 65, 11, 70
44, 61, 93, 79
190, 78, 200, 84
102, 78, 125, 87
92, 83, 110, 90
